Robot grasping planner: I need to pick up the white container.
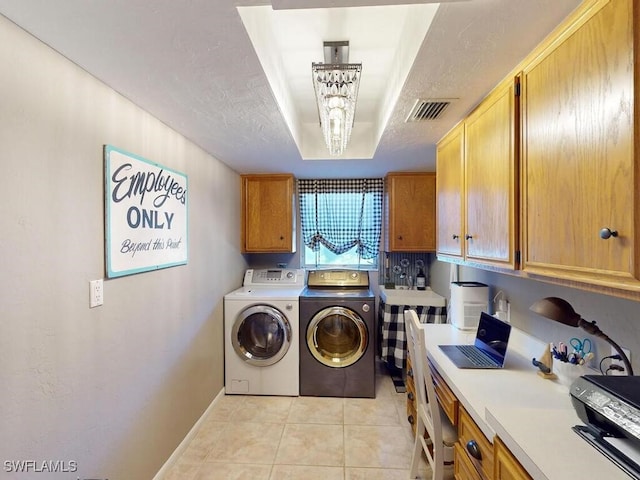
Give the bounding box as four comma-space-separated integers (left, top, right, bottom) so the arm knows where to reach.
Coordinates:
450, 282, 488, 330
554, 362, 588, 390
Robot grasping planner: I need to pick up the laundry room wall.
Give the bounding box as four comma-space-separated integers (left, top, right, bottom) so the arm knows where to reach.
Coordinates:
429, 260, 640, 374
0, 14, 246, 480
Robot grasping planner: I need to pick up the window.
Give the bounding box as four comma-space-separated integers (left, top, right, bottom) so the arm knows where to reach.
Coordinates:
298, 179, 383, 269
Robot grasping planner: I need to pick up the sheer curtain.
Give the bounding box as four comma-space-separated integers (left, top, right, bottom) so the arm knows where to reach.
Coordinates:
298, 179, 383, 263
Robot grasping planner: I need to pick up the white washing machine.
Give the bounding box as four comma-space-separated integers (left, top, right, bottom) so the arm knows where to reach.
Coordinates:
224, 268, 305, 396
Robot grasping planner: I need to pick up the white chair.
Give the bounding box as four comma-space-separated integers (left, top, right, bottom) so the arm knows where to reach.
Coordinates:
404, 309, 457, 480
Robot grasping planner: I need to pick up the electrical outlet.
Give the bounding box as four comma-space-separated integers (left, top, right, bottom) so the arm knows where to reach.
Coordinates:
610, 346, 631, 376
90, 279, 104, 308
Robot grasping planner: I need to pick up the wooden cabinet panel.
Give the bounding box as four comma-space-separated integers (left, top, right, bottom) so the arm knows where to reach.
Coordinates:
494, 436, 532, 480
430, 359, 459, 426
455, 441, 483, 480
458, 406, 494, 480
406, 351, 417, 434
385, 172, 436, 252
464, 77, 519, 269
521, 0, 638, 289
436, 122, 465, 258
436, 77, 518, 269
241, 174, 295, 253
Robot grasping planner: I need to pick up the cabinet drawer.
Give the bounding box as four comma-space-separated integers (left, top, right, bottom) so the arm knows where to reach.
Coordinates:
458, 406, 493, 480
406, 353, 416, 431
430, 360, 459, 425
454, 441, 482, 480
494, 436, 532, 480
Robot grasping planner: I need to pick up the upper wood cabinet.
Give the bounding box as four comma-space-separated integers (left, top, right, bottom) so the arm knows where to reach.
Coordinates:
520, 0, 638, 290
384, 172, 436, 252
437, 77, 519, 269
241, 174, 296, 253
436, 122, 464, 258
464, 77, 519, 269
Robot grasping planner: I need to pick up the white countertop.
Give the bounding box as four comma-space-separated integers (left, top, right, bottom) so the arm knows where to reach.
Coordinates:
379, 286, 446, 307
422, 323, 629, 480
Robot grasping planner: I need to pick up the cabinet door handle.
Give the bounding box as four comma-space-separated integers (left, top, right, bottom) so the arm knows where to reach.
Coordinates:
452, 234, 459, 240
407, 392, 414, 401
466, 440, 482, 460
408, 414, 415, 425
398, 235, 403, 240
407, 368, 413, 378
465, 234, 473, 240
280, 236, 284, 240
599, 228, 618, 240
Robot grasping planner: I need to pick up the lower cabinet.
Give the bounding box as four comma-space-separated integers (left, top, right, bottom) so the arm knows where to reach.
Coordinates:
458, 406, 494, 480
455, 442, 483, 480
430, 359, 459, 426
426, 365, 532, 480
493, 437, 532, 480
406, 351, 417, 434
406, 353, 459, 433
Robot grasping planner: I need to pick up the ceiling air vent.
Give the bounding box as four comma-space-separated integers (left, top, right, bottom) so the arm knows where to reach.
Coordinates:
405, 99, 453, 122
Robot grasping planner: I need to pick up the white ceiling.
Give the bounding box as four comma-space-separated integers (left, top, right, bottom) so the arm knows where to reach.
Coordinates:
238, 3, 440, 160
0, 0, 582, 179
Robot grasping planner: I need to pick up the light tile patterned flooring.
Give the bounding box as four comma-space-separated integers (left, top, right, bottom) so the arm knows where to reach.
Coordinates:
164, 363, 426, 479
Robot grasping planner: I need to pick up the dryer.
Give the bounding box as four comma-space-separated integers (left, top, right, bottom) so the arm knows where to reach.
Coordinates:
299, 269, 376, 398
224, 268, 304, 396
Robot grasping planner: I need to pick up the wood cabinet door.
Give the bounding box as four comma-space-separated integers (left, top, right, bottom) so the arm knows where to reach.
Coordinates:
242, 174, 294, 253
454, 441, 483, 480
521, 0, 637, 289
385, 173, 436, 252
436, 122, 465, 258
494, 437, 532, 480
457, 406, 494, 480
464, 78, 518, 269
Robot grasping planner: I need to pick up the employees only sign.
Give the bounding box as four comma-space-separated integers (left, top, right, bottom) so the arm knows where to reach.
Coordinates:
104, 145, 188, 278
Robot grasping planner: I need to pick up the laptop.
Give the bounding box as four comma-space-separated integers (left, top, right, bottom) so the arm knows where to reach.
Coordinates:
439, 312, 512, 369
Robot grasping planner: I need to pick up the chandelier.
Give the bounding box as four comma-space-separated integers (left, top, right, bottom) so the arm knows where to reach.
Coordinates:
312, 41, 362, 156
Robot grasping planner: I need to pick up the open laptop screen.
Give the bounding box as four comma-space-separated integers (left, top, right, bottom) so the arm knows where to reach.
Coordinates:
475, 312, 511, 364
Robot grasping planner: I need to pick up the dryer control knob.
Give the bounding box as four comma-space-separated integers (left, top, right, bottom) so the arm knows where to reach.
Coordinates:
286, 303, 293, 310
362, 304, 370, 313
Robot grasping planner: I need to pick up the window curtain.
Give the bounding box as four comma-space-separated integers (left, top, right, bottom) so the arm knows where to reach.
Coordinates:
298, 179, 383, 260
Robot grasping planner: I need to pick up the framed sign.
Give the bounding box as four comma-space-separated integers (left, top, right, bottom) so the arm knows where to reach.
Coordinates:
104, 145, 188, 278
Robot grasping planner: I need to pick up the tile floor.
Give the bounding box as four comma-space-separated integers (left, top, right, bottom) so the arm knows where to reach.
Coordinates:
163, 363, 428, 479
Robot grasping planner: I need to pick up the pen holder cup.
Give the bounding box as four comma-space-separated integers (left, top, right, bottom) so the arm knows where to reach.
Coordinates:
553, 362, 587, 389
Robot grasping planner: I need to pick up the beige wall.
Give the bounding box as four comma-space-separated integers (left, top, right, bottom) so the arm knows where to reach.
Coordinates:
429, 260, 640, 373
0, 15, 246, 479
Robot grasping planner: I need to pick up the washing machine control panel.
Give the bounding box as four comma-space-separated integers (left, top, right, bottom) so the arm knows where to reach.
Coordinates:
243, 268, 305, 286
306, 269, 369, 288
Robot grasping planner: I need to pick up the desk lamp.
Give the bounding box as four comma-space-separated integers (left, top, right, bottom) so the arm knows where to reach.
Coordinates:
530, 297, 634, 375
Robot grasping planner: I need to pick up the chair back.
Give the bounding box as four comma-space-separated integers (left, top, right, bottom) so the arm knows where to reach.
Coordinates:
405, 308, 450, 478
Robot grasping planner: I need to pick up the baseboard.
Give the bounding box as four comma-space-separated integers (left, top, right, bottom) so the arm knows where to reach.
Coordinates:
152, 387, 225, 480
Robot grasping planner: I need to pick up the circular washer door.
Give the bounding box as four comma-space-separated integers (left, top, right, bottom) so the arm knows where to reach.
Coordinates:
232, 305, 292, 367
307, 306, 368, 368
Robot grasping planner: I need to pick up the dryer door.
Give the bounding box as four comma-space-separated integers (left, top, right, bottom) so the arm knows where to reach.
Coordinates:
307, 306, 368, 368
232, 305, 292, 367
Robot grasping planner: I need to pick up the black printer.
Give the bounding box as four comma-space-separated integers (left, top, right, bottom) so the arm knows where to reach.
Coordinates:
571, 375, 640, 479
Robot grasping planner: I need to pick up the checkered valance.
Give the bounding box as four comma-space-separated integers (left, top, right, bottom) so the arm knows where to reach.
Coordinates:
298, 179, 383, 260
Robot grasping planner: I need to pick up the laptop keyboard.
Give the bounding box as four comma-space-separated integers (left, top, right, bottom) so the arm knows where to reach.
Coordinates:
456, 345, 498, 367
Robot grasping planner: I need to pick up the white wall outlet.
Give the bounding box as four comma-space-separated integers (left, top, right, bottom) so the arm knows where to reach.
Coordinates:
610, 346, 632, 376
90, 279, 104, 308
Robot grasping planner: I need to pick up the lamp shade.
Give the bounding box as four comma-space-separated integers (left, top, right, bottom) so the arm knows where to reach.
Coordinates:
529, 297, 581, 327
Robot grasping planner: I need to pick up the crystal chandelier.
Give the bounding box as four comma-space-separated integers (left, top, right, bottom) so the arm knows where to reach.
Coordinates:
312, 41, 362, 156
